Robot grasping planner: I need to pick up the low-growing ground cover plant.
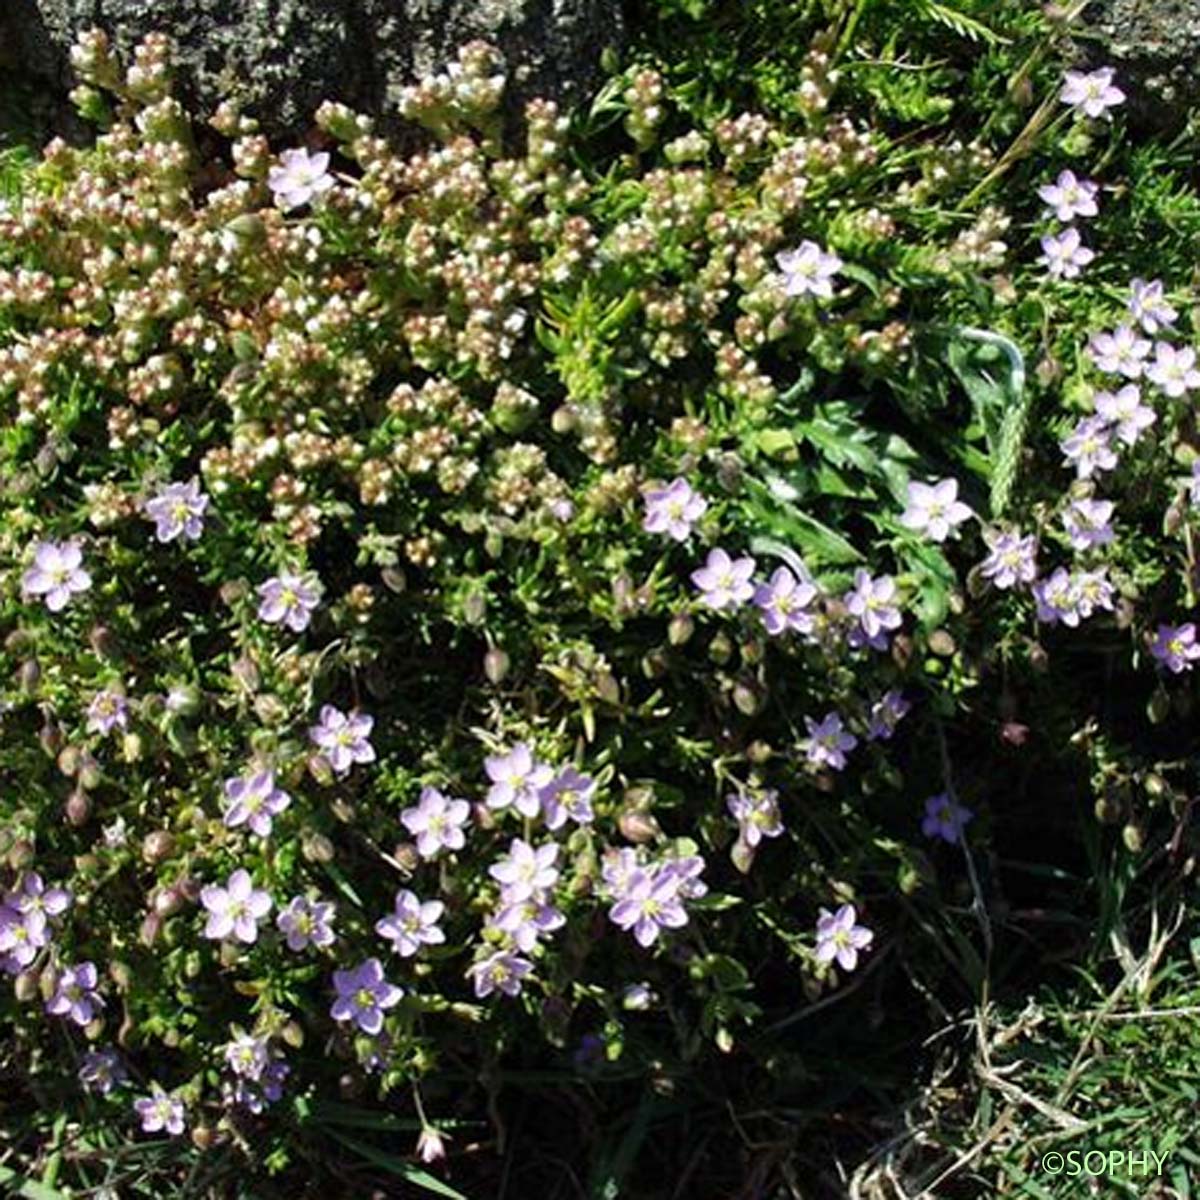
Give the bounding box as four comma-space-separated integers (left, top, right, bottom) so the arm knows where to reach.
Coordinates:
3, 1, 1200, 1194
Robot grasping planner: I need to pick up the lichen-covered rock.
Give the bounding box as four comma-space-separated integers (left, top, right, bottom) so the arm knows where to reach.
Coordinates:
27, 0, 624, 139
1081, 0, 1200, 130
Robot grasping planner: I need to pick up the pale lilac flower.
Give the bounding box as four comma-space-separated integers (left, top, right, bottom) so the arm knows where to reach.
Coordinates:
899, 479, 972, 543
401, 786, 471, 857
609, 870, 688, 947
1190, 460, 1200, 508
143, 478, 209, 543
1151, 623, 1200, 674
979, 528, 1038, 590
86, 689, 129, 736
814, 904, 874, 972
1145, 342, 1200, 398
804, 712, 857, 771
375, 890, 445, 958
753, 566, 817, 636
276, 895, 336, 951
46, 961, 104, 1026
539, 766, 597, 831
622, 982, 655, 1010
921, 793, 973, 844
79, 1048, 126, 1094
690, 548, 757, 610
22, 540, 91, 612
267, 147, 335, 211
1037, 169, 1099, 222
1087, 325, 1150, 378
225, 1032, 270, 1080
489, 839, 560, 903
1061, 416, 1117, 480
484, 743, 555, 818
0, 907, 45, 969
200, 868, 272, 943
222, 769, 291, 837
417, 1128, 449, 1165
309, 705, 375, 775
488, 898, 565, 952
1129, 278, 1178, 335
256, 570, 322, 633
642, 478, 708, 541
1038, 227, 1094, 280
1093, 384, 1155, 446
1062, 498, 1114, 552
726, 789, 784, 848
1033, 567, 1081, 627
776, 240, 842, 300
658, 854, 708, 900
1071, 567, 1114, 619
845, 570, 902, 650
468, 950, 534, 998
601, 847, 641, 896
10, 872, 71, 923
330, 958, 403, 1034
1060, 66, 1125, 119
134, 1086, 186, 1136
866, 689, 911, 741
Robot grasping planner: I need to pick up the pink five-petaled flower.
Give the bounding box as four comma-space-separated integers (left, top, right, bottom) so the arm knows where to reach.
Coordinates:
804, 712, 857, 771
86, 689, 129, 736
401, 785, 471, 857
467, 950, 534, 998
200, 869, 272, 944
309, 705, 375, 776
845, 569, 902, 651
46, 961, 104, 1026
134, 1086, 186, 1136
80, 1048, 126, 1095
1038, 227, 1094, 280
866, 689, 911, 741
1061, 416, 1117, 480
1059, 66, 1125, 119
276, 895, 336, 951
899, 478, 972, 543
267, 147, 336, 212
922, 793, 973, 844
330, 958, 403, 1035
256, 570, 322, 633
608, 869, 688, 947
1150, 623, 1200, 674
727, 789, 784, 848
485, 743, 554, 818
489, 839, 560, 904
753, 566, 818, 637
815, 904, 874, 973
222, 769, 292, 838
143, 478, 209, 543
22, 540, 91, 612
1032, 567, 1082, 627
1062, 498, 1114, 552
1087, 325, 1150, 378
1093, 384, 1155, 447
1129, 279, 1178, 335
1145, 342, 1200, 398
1036, 169, 1099, 222
375, 890, 446, 958
642, 478, 708, 542
979, 528, 1038, 590
690, 548, 757, 610
776, 240, 842, 300
539, 766, 597, 831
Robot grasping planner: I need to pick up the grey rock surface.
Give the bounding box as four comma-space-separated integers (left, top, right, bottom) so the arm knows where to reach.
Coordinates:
1083, 0, 1200, 129
21, 0, 624, 141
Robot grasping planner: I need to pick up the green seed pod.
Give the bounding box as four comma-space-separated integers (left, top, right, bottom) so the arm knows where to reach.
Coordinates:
668, 611, 694, 645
